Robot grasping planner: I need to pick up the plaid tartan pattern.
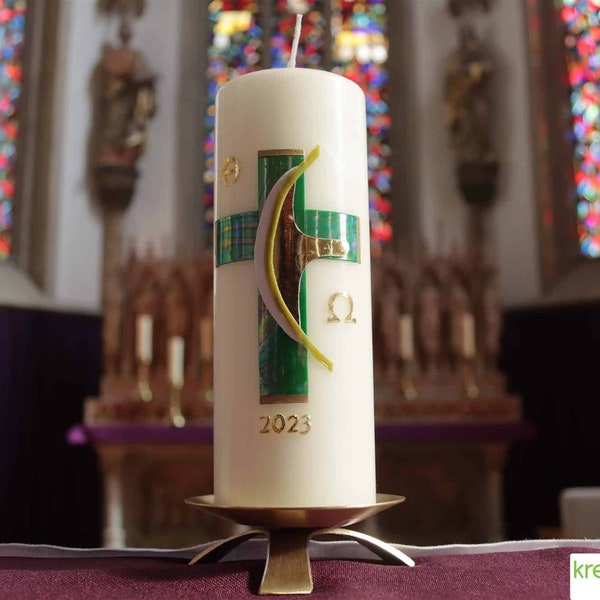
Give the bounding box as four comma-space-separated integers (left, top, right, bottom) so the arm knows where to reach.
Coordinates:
215, 209, 360, 267
215, 211, 259, 267
304, 210, 360, 264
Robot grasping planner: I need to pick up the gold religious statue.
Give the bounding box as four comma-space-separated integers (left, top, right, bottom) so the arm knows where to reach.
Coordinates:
444, 25, 494, 163
94, 22, 156, 169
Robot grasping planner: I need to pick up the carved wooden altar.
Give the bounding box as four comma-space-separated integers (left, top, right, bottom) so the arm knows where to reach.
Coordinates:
90, 244, 518, 424
371, 246, 519, 420
85, 246, 521, 548
97, 249, 214, 416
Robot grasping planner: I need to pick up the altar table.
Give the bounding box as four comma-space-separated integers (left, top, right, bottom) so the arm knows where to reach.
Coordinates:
69, 421, 533, 548
0, 539, 597, 599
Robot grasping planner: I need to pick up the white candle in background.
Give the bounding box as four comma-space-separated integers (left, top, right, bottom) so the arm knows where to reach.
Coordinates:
213, 67, 375, 506
168, 336, 185, 389
461, 313, 476, 359
398, 314, 414, 361
199, 318, 213, 362
136, 315, 153, 364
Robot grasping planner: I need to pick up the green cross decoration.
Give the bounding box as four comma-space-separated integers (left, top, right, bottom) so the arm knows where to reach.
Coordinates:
216, 149, 361, 403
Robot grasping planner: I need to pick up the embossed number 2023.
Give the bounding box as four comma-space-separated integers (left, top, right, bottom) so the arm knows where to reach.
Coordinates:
260, 414, 311, 435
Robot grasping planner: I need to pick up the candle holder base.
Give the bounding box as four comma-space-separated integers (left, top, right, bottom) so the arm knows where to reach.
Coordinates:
167, 387, 186, 428
132, 362, 153, 402
463, 361, 480, 399
185, 493, 414, 595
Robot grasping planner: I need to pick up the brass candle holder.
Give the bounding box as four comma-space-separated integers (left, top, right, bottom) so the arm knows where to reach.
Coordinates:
168, 384, 186, 428
186, 493, 414, 595
463, 358, 480, 399
133, 360, 153, 402
400, 361, 418, 401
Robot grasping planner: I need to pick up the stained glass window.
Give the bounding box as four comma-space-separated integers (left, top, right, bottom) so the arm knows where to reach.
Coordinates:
0, 0, 26, 260
204, 0, 392, 251
560, 0, 600, 258
204, 0, 263, 237
332, 0, 391, 254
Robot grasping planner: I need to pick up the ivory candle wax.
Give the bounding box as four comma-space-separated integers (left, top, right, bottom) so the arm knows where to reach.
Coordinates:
213, 68, 376, 507
168, 336, 185, 389
398, 314, 415, 362
136, 315, 153, 364
462, 313, 476, 359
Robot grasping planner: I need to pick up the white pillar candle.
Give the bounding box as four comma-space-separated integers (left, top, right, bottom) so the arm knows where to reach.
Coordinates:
199, 318, 213, 363
213, 67, 375, 508
168, 336, 185, 389
398, 314, 414, 362
136, 315, 153, 364
461, 313, 476, 359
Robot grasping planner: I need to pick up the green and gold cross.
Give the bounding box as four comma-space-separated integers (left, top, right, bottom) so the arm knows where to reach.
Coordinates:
215, 146, 361, 403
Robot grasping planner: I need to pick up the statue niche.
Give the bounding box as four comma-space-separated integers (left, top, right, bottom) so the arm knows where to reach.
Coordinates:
417, 269, 443, 373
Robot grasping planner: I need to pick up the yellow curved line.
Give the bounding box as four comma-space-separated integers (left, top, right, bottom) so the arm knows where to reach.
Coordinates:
264, 145, 333, 372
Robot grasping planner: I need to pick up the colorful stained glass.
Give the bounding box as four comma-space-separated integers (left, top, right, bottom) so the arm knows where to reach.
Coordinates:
270, 0, 325, 68
204, 0, 263, 239
203, 1, 391, 249
560, 0, 600, 257
0, 0, 26, 260
332, 0, 391, 255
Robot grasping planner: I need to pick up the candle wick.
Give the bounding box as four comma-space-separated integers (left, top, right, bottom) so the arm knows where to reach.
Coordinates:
287, 13, 303, 68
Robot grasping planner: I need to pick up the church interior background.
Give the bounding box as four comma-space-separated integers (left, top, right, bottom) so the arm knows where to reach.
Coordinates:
1, 0, 600, 548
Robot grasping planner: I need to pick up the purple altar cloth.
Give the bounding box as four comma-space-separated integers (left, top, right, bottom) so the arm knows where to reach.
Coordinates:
66, 423, 214, 445
67, 420, 534, 446
0, 546, 595, 599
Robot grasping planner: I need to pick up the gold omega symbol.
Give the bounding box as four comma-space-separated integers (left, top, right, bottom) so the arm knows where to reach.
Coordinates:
222, 156, 240, 186
327, 292, 357, 324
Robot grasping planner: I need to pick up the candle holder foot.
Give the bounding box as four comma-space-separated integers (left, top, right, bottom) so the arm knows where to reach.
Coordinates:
185, 494, 414, 595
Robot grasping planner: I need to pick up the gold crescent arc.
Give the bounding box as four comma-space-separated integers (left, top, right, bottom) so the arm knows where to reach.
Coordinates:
264, 145, 334, 372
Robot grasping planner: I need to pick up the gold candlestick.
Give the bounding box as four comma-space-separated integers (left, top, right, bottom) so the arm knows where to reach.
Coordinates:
133, 360, 153, 402
463, 358, 480, 399
169, 385, 186, 428
400, 361, 417, 401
